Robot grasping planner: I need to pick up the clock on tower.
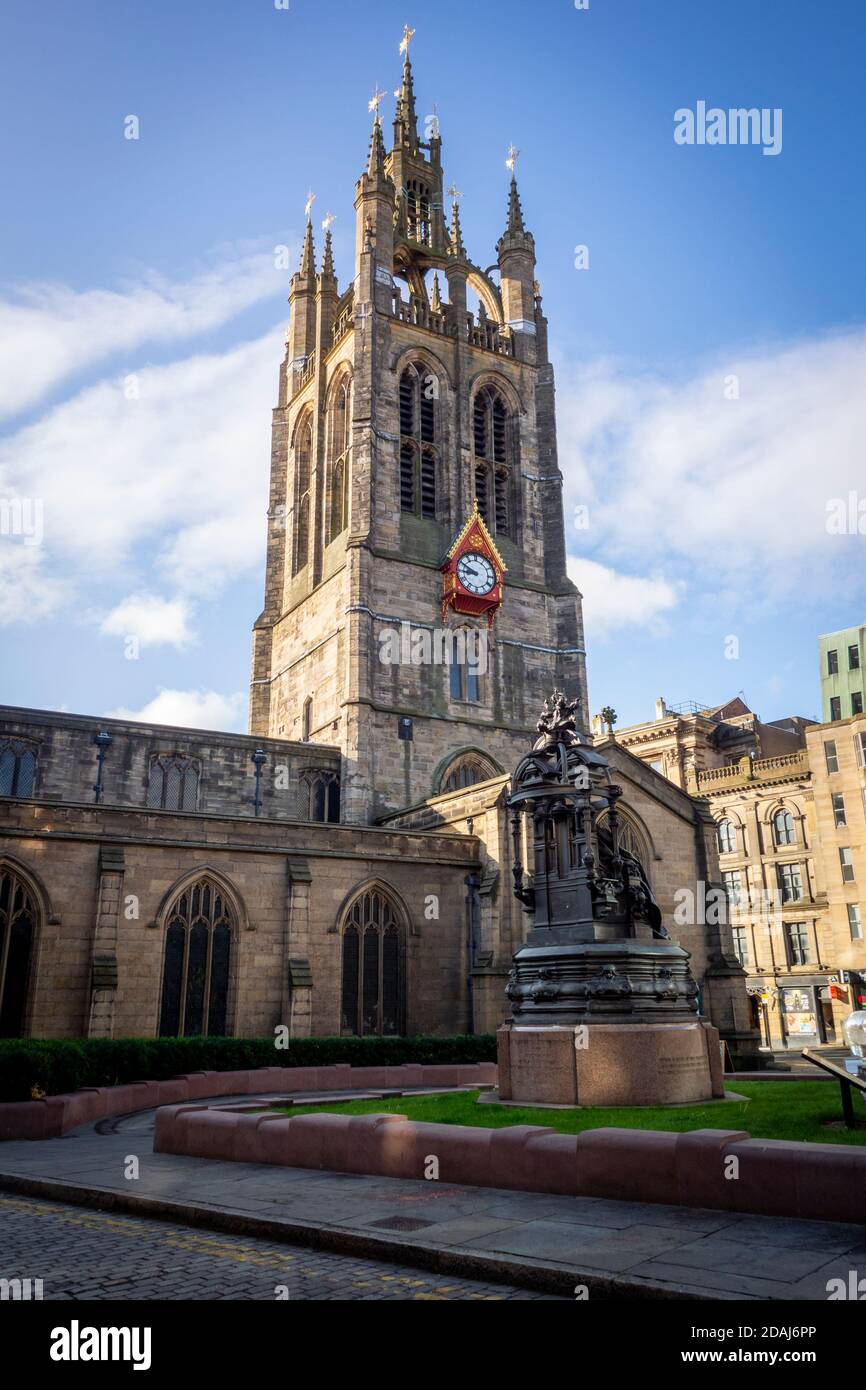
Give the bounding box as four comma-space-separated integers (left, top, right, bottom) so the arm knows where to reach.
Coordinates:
441, 500, 507, 627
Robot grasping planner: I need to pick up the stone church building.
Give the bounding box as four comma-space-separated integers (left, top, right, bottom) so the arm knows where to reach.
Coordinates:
0, 44, 755, 1059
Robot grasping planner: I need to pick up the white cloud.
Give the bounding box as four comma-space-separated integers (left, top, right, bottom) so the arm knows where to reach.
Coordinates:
0, 327, 281, 620
106, 688, 246, 732
99, 593, 196, 648
0, 249, 287, 420
568, 556, 681, 638
558, 329, 866, 608
0, 545, 65, 625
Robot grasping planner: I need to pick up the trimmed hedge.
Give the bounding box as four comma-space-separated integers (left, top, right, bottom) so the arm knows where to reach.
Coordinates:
0, 1035, 497, 1103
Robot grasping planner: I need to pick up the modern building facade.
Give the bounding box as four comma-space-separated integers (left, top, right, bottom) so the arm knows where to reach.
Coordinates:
819, 626, 866, 724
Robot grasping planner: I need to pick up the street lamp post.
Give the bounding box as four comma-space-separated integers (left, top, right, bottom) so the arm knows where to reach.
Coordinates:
250, 748, 267, 817
93, 731, 112, 804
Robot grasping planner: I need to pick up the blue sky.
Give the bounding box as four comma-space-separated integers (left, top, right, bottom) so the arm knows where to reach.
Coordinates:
1, 0, 864, 731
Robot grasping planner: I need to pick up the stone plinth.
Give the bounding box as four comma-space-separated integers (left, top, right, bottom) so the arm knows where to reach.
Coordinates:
498, 1020, 724, 1108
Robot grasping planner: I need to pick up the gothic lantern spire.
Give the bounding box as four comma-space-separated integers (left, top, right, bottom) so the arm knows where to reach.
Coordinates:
299, 191, 317, 280
394, 24, 419, 151
448, 185, 465, 258
506, 173, 525, 235
502, 146, 528, 237
367, 109, 387, 179
321, 212, 336, 283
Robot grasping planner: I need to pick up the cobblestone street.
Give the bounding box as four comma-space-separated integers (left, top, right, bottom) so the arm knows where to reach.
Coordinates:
0, 1195, 555, 1301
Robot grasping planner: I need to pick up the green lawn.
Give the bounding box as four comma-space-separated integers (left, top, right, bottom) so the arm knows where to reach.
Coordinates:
274, 1081, 866, 1147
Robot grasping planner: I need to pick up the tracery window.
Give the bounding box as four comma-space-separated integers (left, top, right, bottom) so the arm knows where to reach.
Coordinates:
717, 819, 737, 855
146, 756, 200, 812
302, 770, 341, 823
473, 384, 511, 536
340, 888, 405, 1036
773, 809, 795, 847
596, 811, 650, 876
158, 877, 233, 1037
0, 742, 37, 799
292, 412, 313, 576
440, 752, 498, 795
399, 363, 437, 519
0, 864, 37, 1037
327, 376, 351, 542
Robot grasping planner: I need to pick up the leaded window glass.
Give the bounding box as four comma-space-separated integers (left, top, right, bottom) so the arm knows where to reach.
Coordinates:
340, 889, 404, 1036
0, 743, 37, 799
158, 877, 233, 1037
146, 756, 200, 812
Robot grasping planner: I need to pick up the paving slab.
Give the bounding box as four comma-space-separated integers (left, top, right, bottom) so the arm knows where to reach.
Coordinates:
653, 1234, 842, 1282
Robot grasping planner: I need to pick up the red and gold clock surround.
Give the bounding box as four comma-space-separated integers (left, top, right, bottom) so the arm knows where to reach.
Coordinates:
441, 500, 507, 627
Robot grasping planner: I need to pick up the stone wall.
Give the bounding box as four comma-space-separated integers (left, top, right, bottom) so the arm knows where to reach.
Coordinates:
0, 706, 341, 823
0, 797, 479, 1040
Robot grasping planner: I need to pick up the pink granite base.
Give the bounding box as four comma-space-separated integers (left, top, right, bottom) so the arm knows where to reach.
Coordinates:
498, 1021, 724, 1107
0, 1062, 497, 1141
151, 1104, 866, 1225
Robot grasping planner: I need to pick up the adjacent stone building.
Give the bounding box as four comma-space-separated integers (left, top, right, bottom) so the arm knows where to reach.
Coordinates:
608, 694, 866, 1050
806, 711, 866, 1015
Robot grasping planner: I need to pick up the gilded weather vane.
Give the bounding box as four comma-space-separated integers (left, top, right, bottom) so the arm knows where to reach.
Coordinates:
368, 86, 387, 121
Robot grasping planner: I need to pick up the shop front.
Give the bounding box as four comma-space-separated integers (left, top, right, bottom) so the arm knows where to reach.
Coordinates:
778, 977, 836, 1048
747, 976, 838, 1049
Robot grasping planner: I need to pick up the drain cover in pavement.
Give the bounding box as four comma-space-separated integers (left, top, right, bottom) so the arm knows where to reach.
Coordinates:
368, 1216, 437, 1232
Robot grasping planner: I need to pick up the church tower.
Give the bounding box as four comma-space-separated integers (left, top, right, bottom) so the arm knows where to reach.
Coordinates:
250, 30, 588, 824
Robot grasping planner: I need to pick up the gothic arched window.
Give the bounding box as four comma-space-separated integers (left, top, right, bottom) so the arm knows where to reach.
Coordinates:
473, 384, 511, 536
146, 756, 200, 812
340, 888, 405, 1036
399, 363, 437, 519
597, 811, 650, 877
302, 770, 341, 823
158, 876, 234, 1038
406, 178, 432, 246
440, 751, 498, 795
292, 412, 313, 576
327, 376, 351, 542
773, 809, 795, 847
0, 863, 37, 1037
717, 819, 737, 855
0, 742, 37, 799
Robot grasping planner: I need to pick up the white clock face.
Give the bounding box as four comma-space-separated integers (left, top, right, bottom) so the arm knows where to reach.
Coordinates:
457, 552, 496, 596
